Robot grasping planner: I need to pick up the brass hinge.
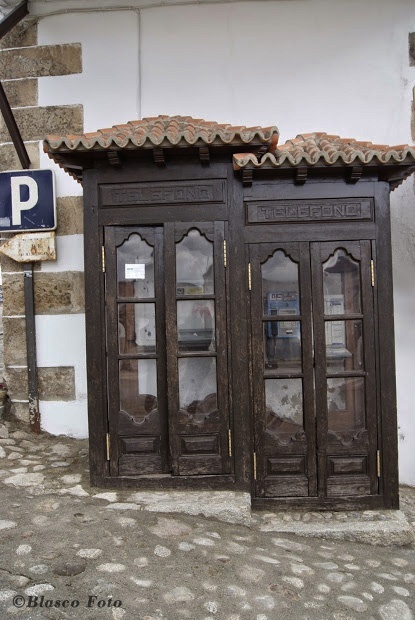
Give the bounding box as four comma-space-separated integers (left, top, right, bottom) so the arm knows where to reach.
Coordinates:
106, 433, 110, 460
371, 259, 375, 287
377, 449, 381, 477
228, 429, 232, 457
253, 451, 257, 480
102, 246, 106, 273
223, 240, 227, 268
248, 263, 252, 291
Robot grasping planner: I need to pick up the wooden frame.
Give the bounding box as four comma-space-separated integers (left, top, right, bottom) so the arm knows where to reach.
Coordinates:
82, 153, 399, 509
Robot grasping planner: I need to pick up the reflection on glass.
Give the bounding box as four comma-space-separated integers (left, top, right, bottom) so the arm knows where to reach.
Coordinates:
177, 300, 215, 352
176, 229, 214, 295
117, 234, 155, 299
325, 320, 363, 372
118, 303, 156, 355
327, 377, 365, 433
261, 250, 300, 317
323, 249, 361, 315
178, 357, 217, 423
119, 358, 158, 424
264, 322, 301, 372
265, 378, 303, 438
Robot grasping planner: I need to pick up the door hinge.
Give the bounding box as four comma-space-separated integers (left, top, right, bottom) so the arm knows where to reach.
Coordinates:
106, 433, 110, 460
253, 451, 257, 480
228, 429, 232, 457
377, 449, 381, 477
102, 246, 106, 273
223, 240, 227, 268
370, 259, 375, 287
248, 263, 252, 291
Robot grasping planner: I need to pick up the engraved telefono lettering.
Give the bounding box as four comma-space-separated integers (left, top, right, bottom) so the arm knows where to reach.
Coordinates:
246, 199, 372, 224
100, 181, 223, 206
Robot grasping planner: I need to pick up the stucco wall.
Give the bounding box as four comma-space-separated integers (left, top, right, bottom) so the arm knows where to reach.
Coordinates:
34, 0, 415, 483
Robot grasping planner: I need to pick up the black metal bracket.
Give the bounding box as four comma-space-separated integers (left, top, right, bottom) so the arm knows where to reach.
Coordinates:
0, 1, 30, 169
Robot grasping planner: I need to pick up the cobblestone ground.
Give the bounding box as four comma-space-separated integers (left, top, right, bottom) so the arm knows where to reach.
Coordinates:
0, 418, 413, 620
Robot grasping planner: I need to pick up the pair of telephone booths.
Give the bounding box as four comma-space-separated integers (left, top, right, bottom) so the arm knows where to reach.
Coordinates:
45, 118, 415, 510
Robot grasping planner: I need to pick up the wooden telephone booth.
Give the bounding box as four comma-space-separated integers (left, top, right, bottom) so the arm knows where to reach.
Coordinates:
44, 116, 415, 510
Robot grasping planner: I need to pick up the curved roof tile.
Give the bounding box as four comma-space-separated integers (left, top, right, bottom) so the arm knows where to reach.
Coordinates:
44, 115, 279, 153
233, 132, 415, 169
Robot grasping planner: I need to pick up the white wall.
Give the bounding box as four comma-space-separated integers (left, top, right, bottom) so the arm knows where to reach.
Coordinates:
37, 1, 415, 483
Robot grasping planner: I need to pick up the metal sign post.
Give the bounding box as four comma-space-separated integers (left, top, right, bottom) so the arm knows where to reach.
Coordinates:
0, 169, 57, 434
23, 263, 39, 433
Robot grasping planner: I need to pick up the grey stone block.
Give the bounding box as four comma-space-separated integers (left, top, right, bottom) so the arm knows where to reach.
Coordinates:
0, 43, 82, 79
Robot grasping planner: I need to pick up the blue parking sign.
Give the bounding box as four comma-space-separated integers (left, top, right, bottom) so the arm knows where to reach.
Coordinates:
0, 169, 56, 232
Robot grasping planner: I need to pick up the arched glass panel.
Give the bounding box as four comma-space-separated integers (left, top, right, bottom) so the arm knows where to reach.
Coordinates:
261, 251, 300, 315
323, 249, 361, 315
117, 234, 155, 299
176, 229, 214, 295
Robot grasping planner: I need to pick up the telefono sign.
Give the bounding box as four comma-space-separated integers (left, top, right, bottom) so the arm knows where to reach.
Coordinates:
0, 169, 56, 232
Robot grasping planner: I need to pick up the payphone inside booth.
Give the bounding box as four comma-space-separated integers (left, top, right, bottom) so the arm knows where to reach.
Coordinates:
44, 116, 415, 510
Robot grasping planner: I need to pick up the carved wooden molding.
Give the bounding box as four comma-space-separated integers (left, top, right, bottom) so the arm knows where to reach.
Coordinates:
348, 166, 363, 183
107, 150, 120, 166
242, 168, 253, 186
199, 146, 210, 164
153, 148, 165, 166
295, 166, 308, 185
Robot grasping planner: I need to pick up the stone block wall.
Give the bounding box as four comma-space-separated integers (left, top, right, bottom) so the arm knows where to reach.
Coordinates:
0, 18, 84, 424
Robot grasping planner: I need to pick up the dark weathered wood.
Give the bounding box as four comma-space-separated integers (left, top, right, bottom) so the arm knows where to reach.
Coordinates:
83, 171, 108, 485
299, 242, 317, 496
228, 171, 251, 487
104, 226, 119, 476
310, 242, 327, 497
81, 143, 399, 510
374, 183, 399, 509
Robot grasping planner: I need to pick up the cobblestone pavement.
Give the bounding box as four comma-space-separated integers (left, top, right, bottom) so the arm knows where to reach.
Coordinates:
0, 418, 414, 620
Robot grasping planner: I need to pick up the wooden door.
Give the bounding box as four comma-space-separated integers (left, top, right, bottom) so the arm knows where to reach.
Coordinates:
105, 223, 231, 478
165, 222, 232, 476
250, 240, 379, 501
105, 226, 169, 476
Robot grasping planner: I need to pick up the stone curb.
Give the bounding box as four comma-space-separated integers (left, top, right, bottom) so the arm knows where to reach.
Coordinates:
256, 510, 415, 546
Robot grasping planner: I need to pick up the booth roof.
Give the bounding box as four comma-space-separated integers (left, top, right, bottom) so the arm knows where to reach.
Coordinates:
233, 132, 415, 170
43, 115, 279, 152
43, 116, 415, 187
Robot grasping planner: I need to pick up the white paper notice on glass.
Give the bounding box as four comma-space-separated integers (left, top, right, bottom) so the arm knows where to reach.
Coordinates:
125, 263, 145, 279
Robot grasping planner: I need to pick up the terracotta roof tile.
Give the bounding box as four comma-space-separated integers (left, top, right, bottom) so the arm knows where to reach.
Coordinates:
233, 132, 415, 169
44, 115, 279, 153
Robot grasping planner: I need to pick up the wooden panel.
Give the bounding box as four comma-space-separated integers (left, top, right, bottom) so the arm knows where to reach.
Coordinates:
374, 184, 399, 508
265, 476, 309, 497
178, 455, 223, 475
121, 436, 160, 454
329, 456, 367, 475
119, 454, 163, 476
100, 180, 226, 207
327, 476, 371, 497
267, 457, 305, 475
180, 434, 219, 454
246, 198, 373, 225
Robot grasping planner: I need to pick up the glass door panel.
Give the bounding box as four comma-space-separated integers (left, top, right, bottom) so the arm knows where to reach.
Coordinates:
313, 240, 378, 498
165, 222, 231, 477
106, 227, 169, 477
251, 243, 313, 499
251, 239, 377, 501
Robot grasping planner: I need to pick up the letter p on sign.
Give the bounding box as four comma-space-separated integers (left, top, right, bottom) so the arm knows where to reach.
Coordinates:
0, 169, 56, 232
11, 176, 39, 225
